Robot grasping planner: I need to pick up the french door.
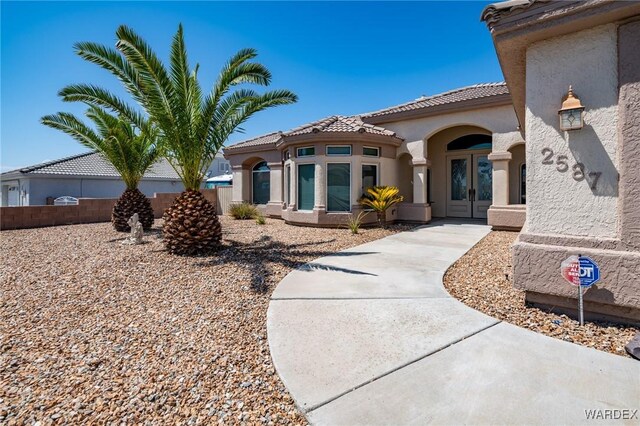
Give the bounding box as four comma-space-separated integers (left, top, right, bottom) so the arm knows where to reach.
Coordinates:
446, 153, 492, 218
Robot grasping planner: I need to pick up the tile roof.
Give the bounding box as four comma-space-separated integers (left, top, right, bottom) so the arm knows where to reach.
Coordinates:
362, 82, 510, 119
284, 115, 398, 137
226, 116, 400, 152
3, 151, 181, 180
481, 0, 544, 27
224, 131, 283, 152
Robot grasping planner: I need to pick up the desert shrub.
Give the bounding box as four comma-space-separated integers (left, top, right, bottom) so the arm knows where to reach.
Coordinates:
255, 214, 266, 225
359, 186, 403, 228
230, 202, 258, 220
347, 211, 367, 234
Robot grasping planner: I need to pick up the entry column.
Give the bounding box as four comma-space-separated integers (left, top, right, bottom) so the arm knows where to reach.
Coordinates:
487, 151, 511, 206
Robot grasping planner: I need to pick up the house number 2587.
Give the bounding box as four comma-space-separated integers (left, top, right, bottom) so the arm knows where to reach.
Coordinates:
541, 148, 601, 189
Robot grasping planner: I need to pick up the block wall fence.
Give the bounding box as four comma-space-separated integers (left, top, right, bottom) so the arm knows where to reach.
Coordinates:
0, 187, 233, 230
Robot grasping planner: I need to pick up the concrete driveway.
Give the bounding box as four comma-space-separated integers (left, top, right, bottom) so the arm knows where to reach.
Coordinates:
267, 220, 640, 425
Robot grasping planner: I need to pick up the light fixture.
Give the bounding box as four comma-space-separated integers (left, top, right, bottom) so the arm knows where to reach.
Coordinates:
558, 85, 585, 131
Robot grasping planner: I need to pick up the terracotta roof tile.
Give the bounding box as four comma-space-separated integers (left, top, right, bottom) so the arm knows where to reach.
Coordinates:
362, 82, 509, 119
224, 131, 283, 151
284, 115, 398, 137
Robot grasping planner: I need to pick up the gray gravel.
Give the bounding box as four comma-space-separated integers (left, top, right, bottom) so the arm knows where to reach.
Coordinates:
0, 217, 413, 424
444, 231, 638, 358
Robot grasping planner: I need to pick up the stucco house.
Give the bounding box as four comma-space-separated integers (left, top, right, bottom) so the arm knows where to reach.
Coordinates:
1, 151, 230, 206
225, 82, 526, 228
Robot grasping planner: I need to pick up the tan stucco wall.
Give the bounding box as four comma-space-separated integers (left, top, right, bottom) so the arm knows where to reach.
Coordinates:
525, 24, 619, 238
508, 143, 526, 205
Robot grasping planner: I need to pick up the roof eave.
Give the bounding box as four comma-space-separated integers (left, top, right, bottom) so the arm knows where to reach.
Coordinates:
277, 132, 403, 148
363, 93, 513, 125
223, 142, 280, 157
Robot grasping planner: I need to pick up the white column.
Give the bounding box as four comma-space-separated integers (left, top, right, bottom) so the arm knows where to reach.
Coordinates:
314, 162, 325, 210
488, 151, 511, 206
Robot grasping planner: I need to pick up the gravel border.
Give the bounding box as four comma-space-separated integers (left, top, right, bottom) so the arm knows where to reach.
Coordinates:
0, 218, 414, 424
443, 231, 638, 358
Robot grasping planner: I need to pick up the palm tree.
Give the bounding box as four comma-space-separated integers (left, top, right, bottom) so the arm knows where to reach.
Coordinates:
360, 186, 404, 228
41, 106, 159, 232
59, 24, 297, 255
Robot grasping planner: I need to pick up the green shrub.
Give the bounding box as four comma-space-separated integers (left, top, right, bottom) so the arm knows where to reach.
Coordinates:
255, 214, 266, 225
347, 211, 367, 234
230, 202, 258, 220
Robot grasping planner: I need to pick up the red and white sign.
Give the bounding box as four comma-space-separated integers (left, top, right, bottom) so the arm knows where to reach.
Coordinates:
561, 255, 581, 286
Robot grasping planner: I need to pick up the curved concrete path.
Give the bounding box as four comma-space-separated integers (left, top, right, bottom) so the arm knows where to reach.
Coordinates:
267, 220, 640, 425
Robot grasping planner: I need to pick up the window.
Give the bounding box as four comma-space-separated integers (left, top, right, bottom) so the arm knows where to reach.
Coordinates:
361, 164, 378, 194
285, 165, 291, 205
327, 163, 351, 212
363, 146, 380, 157
326, 146, 351, 156
297, 164, 315, 210
447, 134, 492, 151
520, 163, 526, 204
252, 161, 270, 205
297, 147, 315, 157
219, 162, 230, 173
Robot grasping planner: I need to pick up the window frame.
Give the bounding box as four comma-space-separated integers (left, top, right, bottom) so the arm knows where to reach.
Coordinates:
296, 162, 315, 211
296, 146, 315, 157
363, 146, 380, 157
326, 145, 352, 156
251, 161, 271, 205
326, 162, 352, 213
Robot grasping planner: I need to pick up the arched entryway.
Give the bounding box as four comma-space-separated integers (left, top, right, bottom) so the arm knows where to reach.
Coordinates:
252, 161, 270, 205
426, 125, 492, 218
508, 143, 526, 205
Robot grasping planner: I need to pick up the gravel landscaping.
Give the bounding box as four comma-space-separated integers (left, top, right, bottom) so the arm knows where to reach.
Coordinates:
0, 217, 413, 424
444, 231, 638, 358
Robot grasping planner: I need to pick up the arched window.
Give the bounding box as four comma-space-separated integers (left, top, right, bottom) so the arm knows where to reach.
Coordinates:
252, 161, 270, 205
447, 134, 492, 151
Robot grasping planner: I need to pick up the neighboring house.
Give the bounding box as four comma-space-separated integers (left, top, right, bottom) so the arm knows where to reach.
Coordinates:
0, 152, 184, 206
481, 0, 640, 323
1, 151, 231, 207
224, 83, 526, 227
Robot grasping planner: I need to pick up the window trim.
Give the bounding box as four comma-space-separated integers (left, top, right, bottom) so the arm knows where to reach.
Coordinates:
285, 164, 291, 206
363, 146, 380, 157
326, 162, 352, 213
326, 145, 352, 156
296, 146, 315, 157
296, 162, 315, 211
251, 161, 270, 205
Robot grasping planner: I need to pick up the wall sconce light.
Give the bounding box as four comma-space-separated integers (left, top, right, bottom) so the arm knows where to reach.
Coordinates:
558, 85, 585, 131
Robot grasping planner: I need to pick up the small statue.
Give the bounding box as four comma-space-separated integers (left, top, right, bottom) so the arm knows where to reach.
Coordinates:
121, 213, 144, 245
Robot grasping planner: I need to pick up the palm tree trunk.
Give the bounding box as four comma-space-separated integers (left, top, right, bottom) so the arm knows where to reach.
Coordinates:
112, 188, 154, 232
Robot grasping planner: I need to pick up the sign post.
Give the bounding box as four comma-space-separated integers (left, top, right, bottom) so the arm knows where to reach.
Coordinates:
560, 255, 600, 325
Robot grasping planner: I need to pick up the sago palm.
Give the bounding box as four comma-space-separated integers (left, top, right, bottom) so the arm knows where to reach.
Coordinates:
360, 186, 404, 228
41, 106, 159, 232
59, 24, 297, 255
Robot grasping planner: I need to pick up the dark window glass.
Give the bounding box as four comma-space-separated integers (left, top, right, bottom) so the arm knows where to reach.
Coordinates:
521, 164, 526, 204
252, 161, 270, 204
362, 164, 377, 194
363, 147, 380, 157
298, 164, 315, 210
327, 163, 351, 212
297, 147, 315, 157
447, 134, 492, 151
327, 146, 351, 156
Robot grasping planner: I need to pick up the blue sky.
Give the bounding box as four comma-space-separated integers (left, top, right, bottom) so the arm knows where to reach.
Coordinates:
1, 1, 502, 172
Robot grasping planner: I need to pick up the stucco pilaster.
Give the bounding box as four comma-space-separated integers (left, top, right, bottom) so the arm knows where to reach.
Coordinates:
231, 166, 245, 203
488, 151, 511, 206
314, 162, 325, 210
268, 162, 283, 203
411, 159, 428, 204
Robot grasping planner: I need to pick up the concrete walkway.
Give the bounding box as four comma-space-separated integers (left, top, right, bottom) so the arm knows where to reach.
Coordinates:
267, 220, 640, 425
